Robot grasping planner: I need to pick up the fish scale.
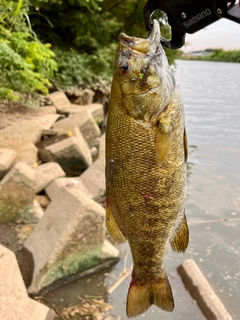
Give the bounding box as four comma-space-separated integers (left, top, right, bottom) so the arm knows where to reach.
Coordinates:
106, 20, 189, 318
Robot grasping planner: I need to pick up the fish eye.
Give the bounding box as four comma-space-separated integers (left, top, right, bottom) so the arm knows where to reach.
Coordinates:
119, 61, 129, 74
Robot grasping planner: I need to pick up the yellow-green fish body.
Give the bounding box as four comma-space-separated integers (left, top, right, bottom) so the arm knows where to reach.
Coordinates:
106, 20, 189, 318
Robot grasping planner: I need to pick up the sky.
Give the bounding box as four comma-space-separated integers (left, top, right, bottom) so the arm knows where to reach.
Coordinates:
182, 18, 240, 52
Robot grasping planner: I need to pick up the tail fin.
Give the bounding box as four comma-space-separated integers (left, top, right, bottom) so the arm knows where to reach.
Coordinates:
126, 274, 174, 318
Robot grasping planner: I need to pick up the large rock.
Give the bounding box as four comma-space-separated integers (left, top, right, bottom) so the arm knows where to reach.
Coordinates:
35, 162, 66, 193
98, 133, 105, 160
37, 106, 57, 114
87, 103, 104, 120
53, 110, 101, 143
24, 184, 119, 294
46, 177, 93, 201
92, 83, 110, 104
0, 120, 42, 165
69, 103, 104, 127
0, 162, 37, 223
92, 83, 110, 121
0, 119, 42, 145
0, 148, 17, 180
35, 114, 61, 130
0, 245, 55, 320
31, 199, 44, 220
80, 134, 105, 197
48, 91, 92, 115
66, 88, 95, 105
48, 91, 71, 114
45, 127, 92, 175
18, 143, 38, 166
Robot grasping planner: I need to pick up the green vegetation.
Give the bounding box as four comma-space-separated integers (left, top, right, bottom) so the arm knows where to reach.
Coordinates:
0, 0, 181, 104
0, 0, 57, 104
203, 49, 240, 63
184, 49, 240, 63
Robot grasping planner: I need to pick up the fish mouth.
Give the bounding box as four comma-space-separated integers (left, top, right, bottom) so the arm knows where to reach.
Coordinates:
119, 19, 161, 54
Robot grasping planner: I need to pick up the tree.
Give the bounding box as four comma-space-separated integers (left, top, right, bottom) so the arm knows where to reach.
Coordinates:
0, 0, 182, 102
30, 0, 181, 88
0, 0, 57, 103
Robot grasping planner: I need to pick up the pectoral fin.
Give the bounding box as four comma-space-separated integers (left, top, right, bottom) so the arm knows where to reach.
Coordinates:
155, 118, 173, 166
170, 212, 189, 253
106, 199, 126, 243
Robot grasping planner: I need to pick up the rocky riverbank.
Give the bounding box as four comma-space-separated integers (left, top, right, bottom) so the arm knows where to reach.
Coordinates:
0, 88, 119, 320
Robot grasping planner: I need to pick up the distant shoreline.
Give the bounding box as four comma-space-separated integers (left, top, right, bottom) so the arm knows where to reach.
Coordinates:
181, 49, 240, 63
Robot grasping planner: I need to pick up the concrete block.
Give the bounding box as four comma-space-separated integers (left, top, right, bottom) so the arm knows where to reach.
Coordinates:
0, 120, 42, 165
67, 104, 85, 114
38, 106, 57, 114
77, 88, 95, 105
80, 133, 105, 197
88, 103, 104, 117
80, 158, 105, 198
35, 162, 66, 193
45, 128, 92, 175
46, 177, 93, 201
35, 195, 51, 211
37, 149, 55, 163
101, 239, 119, 260
48, 91, 70, 114
90, 146, 98, 158
67, 88, 95, 105
24, 185, 113, 294
16, 142, 38, 166
31, 199, 44, 220
0, 244, 55, 320
98, 133, 105, 160
0, 162, 37, 223
0, 120, 42, 145
53, 110, 101, 143
36, 114, 61, 130
87, 103, 104, 124
68, 103, 104, 127
0, 148, 17, 180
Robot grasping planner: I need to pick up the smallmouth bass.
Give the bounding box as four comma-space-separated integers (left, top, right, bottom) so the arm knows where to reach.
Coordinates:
105, 20, 189, 318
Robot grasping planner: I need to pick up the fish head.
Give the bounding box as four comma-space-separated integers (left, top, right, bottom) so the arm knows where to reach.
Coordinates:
114, 20, 176, 123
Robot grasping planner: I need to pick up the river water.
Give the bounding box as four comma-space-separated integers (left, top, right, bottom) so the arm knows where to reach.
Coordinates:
45, 60, 240, 319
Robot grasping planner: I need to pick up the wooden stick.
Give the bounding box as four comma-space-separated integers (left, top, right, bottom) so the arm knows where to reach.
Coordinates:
52, 308, 67, 320
107, 270, 131, 294
178, 259, 233, 320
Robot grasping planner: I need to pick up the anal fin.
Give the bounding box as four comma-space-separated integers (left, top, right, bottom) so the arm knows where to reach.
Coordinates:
126, 272, 174, 318
106, 199, 126, 243
170, 212, 189, 253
